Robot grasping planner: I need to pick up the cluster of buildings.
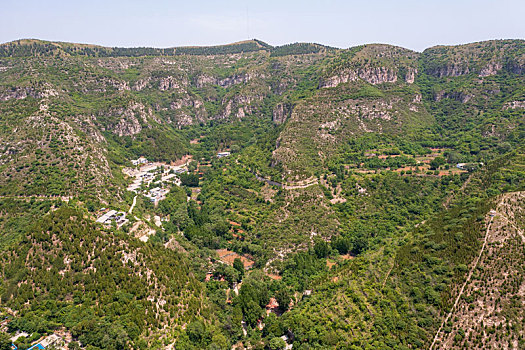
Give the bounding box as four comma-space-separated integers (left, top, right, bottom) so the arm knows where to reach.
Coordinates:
125, 158, 186, 194
96, 209, 128, 228
144, 187, 170, 204
131, 156, 149, 166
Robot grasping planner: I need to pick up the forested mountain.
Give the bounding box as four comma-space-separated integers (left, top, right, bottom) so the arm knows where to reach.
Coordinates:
0, 38, 524, 349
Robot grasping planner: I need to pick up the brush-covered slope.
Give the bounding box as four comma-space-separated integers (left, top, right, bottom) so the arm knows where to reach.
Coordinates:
273, 44, 432, 181
0, 207, 206, 349
0, 39, 333, 205
280, 148, 525, 349
419, 40, 525, 156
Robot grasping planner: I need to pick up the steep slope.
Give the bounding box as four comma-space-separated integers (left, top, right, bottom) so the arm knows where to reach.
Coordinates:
419, 40, 525, 157
281, 148, 525, 349
0, 207, 205, 348
430, 191, 525, 349
0, 39, 335, 203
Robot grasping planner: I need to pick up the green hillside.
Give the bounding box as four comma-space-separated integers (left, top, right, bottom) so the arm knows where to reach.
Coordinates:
0, 39, 524, 349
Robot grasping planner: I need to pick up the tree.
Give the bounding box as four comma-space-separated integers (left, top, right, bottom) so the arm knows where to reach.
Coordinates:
0, 332, 11, 350
68, 341, 81, 350
188, 161, 198, 172
233, 257, 245, 280
275, 289, 291, 313
263, 313, 282, 338
223, 265, 240, 286
429, 157, 446, 170
332, 236, 351, 255
268, 337, 286, 350
187, 320, 208, 345
180, 173, 199, 187
314, 240, 330, 258
209, 333, 229, 349
243, 298, 262, 328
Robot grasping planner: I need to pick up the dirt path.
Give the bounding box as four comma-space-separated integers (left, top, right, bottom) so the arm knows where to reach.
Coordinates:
283, 178, 319, 190
129, 195, 137, 214
429, 195, 505, 350
0, 195, 71, 202
249, 166, 318, 190
381, 261, 395, 289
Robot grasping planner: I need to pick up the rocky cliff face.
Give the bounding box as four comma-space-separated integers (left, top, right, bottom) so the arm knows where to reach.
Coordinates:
195, 72, 260, 88
434, 90, 473, 103
159, 76, 188, 90
479, 62, 502, 77
405, 67, 417, 84
428, 64, 470, 78
132, 78, 150, 91
218, 93, 265, 119
0, 86, 49, 101
272, 103, 291, 124
104, 102, 155, 137
319, 67, 398, 88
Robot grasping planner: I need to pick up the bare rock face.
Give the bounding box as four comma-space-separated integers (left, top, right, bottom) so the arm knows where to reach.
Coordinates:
319, 69, 358, 88
133, 78, 150, 91
435, 90, 473, 103
479, 62, 502, 77
195, 74, 218, 88
0, 87, 42, 101
219, 100, 233, 119
272, 103, 290, 124
320, 67, 398, 88
106, 102, 156, 137
405, 67, 418, 84
170, 98, 192, 110
218, 73, 257, 88
170, 97, 204, 110
114, 115, 142, 137
109, 79, 130, 91
409, 94, 422, 111
429, 65, 470, 78
235, 107, 245, 119
159, 76, 187, 91
218, 93, 264, 119
503, 100, 525, 109
174, 113, 194, 128
195, 72, 259, 88
359, 67, 398, 85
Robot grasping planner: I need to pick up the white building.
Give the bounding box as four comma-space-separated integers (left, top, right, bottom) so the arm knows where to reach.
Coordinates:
217, 152, 231, 158
96, 210, 128, 227
131, 157, 148, 166
96, 210, 117, 224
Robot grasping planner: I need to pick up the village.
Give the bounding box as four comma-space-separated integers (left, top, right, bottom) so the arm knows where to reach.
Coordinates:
93, 156, 189, 229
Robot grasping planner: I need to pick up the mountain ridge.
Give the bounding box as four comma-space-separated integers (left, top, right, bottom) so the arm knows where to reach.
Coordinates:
2, 38, 524, 56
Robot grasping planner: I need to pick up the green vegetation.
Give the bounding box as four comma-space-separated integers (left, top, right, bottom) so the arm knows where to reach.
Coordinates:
0, 38, 524, 349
